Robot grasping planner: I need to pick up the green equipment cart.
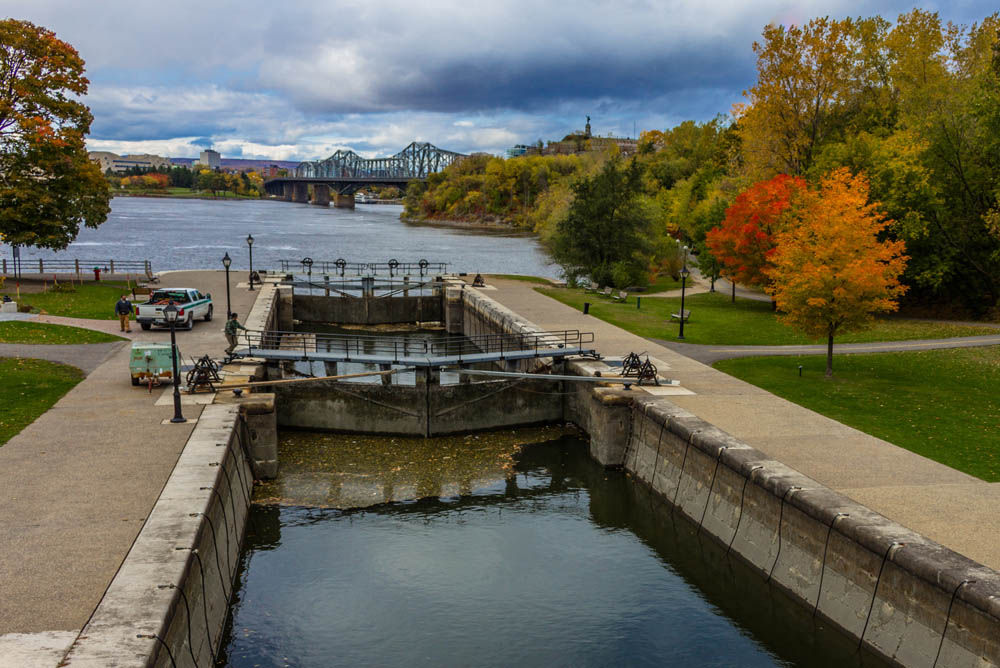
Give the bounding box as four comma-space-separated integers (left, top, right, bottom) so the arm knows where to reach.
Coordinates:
129, 341, 179, 387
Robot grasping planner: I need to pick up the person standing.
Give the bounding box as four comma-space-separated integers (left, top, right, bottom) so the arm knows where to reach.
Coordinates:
115, 294, 133, 333
225, 312, 246, 355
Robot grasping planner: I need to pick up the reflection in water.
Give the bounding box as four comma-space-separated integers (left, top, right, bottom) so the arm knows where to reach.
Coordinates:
254, 425, 578, 509
224, 435, 892, 667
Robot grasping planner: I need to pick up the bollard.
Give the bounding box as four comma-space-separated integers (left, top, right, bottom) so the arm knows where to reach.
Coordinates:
583, 302, 590, 315
636, 296, 641, 310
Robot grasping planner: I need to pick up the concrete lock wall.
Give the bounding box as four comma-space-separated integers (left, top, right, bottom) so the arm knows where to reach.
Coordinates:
294, 293, 443, 325
62, 405, 253, 668
566, 368, 1000, 667
275, 377, 562, 436
458, 286, 553, 373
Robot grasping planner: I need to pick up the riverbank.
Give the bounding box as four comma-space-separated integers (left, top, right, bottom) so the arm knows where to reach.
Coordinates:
402, 216, 536, 234
112, 191, 263, 201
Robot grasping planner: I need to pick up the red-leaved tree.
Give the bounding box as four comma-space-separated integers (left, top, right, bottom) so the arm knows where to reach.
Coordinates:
706, 174, 807, 304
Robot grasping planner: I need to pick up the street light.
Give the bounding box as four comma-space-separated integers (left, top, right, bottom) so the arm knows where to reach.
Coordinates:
247, 234, 255, 291
222, 252, 232, 319
678, 245, 690, 341
163, 303, 186, 424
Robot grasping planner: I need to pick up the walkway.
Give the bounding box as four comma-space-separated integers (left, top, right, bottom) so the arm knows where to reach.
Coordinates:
0, 271, 256, 655
484, 278, 1000, 571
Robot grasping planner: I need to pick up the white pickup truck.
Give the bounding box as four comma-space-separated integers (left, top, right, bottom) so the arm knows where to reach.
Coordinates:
135, 288, 214, 330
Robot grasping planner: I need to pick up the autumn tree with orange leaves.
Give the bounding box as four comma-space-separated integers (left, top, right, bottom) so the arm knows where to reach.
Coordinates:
0, 20, 109, 249
767, 169, 907, 378
705, 174, 806, 306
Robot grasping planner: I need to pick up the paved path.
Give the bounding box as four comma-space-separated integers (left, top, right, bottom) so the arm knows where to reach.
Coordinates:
651, 334, 1000, 364
483, 278, 1000, 572
0, 271, 256, 640
0, 341, 125, 375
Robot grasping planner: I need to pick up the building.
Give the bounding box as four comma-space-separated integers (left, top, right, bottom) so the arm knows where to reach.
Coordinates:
506, 144, 529, 158
89, 151, 172, 173
199, 149, 221, 170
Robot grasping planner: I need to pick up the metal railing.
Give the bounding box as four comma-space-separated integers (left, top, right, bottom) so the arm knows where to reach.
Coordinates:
242, 329, 594, 363
287, 277, 441, 297
1, 258, 152, 276
278, 259, 448, 277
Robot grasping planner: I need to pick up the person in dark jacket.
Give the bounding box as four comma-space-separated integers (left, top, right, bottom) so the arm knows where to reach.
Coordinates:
115, 295, 133, 333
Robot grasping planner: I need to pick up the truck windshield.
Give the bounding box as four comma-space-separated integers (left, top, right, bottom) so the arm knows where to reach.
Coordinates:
150, 291, 189, 303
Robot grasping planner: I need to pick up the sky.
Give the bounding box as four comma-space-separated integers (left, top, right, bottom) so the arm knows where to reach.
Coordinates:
2, 1, 995, 162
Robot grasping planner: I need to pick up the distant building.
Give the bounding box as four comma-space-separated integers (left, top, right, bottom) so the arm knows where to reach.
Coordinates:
540, 117, 637, 157
89, 151, 172, 173
200, 149, 221, 170
506, 144, 529, 158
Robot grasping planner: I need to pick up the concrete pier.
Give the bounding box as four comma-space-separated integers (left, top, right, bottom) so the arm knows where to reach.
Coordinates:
311, 184, 330, 206
333, 193, 355, 209
292, 182, 309, 203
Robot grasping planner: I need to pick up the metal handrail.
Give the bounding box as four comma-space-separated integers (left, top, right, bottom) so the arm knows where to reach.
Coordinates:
3, 258, 152, 274
278, 259, 449, 276
242, 328, 593, 363
286, 278, 441, 296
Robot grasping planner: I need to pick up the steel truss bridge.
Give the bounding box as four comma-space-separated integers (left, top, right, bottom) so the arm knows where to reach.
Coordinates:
264, 142, 465, 197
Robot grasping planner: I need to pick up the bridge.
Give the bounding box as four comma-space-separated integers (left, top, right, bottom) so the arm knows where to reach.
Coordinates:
264, 141, 465, 208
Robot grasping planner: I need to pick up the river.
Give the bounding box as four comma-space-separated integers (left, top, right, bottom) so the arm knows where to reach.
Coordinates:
2, 197, 559, 278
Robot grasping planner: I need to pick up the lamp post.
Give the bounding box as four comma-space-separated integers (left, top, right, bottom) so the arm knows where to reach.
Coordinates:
222, 252, 232, 319
163, 303, 186, 423
678, 245, 690, 341
247, 234, 255, 291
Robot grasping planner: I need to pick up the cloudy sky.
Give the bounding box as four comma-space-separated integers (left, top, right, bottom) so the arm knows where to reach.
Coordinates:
3, 1, 994, 162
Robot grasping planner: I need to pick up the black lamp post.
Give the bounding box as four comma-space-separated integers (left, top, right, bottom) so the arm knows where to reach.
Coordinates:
222, 252, 232, 319
163, 303, 186, 423
678, 245, 690, 341
247, 234, 255, 291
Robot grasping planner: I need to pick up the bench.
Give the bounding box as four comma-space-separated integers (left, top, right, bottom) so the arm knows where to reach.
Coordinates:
601, 286, 613, 297
132, 285, 153, 300
612, 290, 628, 302
670, 309, 691, 321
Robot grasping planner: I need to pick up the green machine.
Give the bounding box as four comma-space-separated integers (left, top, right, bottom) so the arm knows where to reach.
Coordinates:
129, 341, 179, 386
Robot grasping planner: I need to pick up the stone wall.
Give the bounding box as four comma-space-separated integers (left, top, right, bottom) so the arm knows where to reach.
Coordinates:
62, 405, 252, 667
570, 367, 1000, 667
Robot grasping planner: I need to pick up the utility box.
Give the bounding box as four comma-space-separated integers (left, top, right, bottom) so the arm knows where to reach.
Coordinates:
129, 341, 178, 386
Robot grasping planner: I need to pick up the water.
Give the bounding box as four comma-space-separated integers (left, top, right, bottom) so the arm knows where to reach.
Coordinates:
2, 198, 558, 277
221, 436, 884, 667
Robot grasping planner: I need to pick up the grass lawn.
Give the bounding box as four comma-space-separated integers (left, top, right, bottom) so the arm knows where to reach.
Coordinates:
0, 358, 84, 446
0, 321, 124, 344
537, 288, 1000, 345
1, 280, 133, 320
714, 347, 1000, 481
645, 273, 685, 293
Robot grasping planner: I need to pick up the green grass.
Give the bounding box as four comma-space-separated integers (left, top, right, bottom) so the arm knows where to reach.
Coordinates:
644, 273, 685, 293
0, 321, 124, 344
0, 358, 84, 446
2, 281, 133, 320
714, 348, 1000, 481
538, 288, 1000, 345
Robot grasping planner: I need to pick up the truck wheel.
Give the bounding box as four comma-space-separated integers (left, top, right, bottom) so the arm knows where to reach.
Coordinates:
140, 322, 151, 331
184, 313, 194, 330
204, 305, 213, 321
131, 375, 140, 386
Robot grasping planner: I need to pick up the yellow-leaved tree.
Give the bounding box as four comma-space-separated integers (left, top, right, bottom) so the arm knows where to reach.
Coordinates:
767, 168, 908, 377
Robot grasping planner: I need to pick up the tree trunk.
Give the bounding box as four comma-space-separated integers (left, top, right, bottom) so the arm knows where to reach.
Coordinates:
826, 333, 834, 379
731, 281, 735, 303
771, 299, 777, 311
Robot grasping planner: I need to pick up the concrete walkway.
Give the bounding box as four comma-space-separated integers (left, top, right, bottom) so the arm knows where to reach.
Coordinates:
0, 341, 125, 375
484, 278, 1000, 571
0, 271, 256, 645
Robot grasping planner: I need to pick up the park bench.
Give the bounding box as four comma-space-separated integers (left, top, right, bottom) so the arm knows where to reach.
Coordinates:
670, 309, 691, 322
132, 285, 153, 300
601, 286, 613, 297
612, 290, 628, 302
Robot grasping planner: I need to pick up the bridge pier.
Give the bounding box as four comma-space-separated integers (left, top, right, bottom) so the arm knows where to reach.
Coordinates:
292, 183, 309, 203
334, 193, 355, 209
311, 184, 330, 206
282, 182, 293, 202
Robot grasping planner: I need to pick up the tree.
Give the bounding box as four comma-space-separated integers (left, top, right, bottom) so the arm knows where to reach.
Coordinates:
706, 174, 806, 303
767, 169, 907, 377
549, 157, 661, 287
0, 20, 109, 249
